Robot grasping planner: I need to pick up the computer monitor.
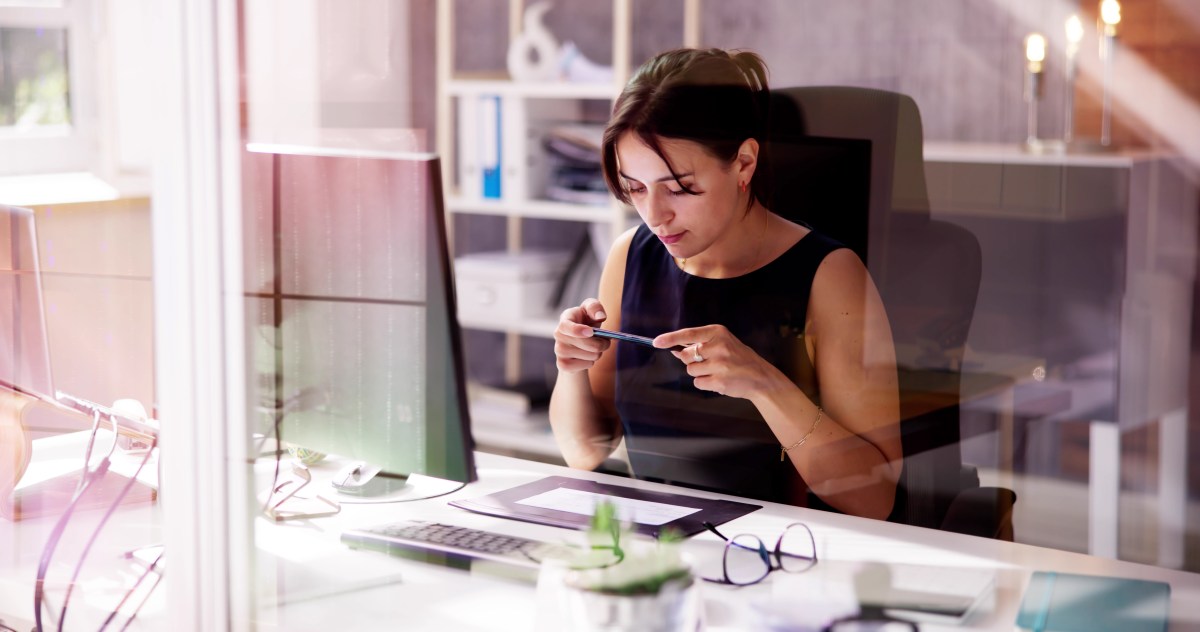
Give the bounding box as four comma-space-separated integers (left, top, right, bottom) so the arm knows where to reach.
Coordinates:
243, 145, 476, 499
2, 205, 157, 520
0, 205, 55, 404
1, 205, 53, 511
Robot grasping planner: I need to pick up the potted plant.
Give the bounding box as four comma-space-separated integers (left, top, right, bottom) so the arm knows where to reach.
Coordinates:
559, 502, 700, 632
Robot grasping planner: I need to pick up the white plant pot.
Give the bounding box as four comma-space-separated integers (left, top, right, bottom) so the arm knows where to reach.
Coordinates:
564, 577, 700, 632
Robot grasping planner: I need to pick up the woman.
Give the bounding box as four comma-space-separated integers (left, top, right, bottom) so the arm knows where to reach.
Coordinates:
549, 48, 901, 520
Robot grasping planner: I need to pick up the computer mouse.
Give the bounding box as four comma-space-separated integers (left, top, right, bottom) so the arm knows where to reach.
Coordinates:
332, 461, 382, 491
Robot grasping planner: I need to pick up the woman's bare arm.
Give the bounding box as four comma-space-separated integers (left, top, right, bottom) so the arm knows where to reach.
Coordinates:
753, 248, 902, 519
548, 228, 635, 470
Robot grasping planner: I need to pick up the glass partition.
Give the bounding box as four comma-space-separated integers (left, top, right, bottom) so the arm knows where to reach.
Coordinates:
219, 8, 1200, 632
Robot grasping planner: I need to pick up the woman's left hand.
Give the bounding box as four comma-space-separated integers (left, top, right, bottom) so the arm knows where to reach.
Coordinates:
653, 325, 779, 399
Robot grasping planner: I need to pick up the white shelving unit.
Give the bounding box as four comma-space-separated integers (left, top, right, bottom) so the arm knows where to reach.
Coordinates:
435, 0, 700, 460
446, 193, 615, 223
446, 78, 615, 99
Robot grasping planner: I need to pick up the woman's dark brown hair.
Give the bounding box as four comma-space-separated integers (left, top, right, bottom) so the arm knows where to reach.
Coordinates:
601, 48, 770, 207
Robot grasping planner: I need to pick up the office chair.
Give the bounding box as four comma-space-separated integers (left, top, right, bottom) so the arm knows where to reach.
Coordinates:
762, 86, 1016, 540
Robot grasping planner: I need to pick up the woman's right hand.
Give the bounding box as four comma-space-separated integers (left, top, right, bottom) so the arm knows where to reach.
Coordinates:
554, 298, 612, 374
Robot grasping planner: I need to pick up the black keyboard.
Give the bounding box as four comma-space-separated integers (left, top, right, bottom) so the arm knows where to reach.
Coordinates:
341, 520, 574, 569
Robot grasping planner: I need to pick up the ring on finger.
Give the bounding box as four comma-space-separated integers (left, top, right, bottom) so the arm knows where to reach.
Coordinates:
692, 343, 705, 363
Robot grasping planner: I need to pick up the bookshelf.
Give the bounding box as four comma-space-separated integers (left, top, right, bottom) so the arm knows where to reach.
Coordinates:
435, 0, 701, 460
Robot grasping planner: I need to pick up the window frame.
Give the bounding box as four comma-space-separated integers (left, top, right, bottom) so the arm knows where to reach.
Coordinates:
0, 3, 97, 175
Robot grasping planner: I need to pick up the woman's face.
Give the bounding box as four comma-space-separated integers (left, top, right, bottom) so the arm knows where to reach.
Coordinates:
615, 132, 742, 261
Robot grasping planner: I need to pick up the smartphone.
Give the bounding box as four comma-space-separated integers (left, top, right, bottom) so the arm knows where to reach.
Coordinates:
591, 328, 685, 351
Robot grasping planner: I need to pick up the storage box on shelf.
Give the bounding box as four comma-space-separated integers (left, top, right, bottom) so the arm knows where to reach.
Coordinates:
454, 249, 573, 336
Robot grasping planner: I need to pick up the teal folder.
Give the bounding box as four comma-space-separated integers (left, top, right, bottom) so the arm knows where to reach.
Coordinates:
1015, 571, 1170, 632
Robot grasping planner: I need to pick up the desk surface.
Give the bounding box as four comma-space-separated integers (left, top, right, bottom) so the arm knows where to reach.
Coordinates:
254, 452, 1200, 631
4, 450, 1200, 631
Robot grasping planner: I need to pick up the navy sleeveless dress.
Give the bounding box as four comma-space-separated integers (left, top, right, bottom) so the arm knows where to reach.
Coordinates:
615, 223, 845, 505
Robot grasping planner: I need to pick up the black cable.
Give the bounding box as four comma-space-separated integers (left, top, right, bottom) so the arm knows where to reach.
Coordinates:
49, 414, 120, 630
263, 150, 286, 515
259, 411, 285, 514
55, 436, 157, 632
33, 411, 116, 630
33, 452, 111, 631
334, 480, 468, 504
117, 569, 164, 632
97, 548, 163, 632
76, 409, 104, 495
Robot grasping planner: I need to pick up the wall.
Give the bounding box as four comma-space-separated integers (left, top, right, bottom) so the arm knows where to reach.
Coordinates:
245, 0, 430, 147
450, 0, 1200, 158
23, 199, 156, 436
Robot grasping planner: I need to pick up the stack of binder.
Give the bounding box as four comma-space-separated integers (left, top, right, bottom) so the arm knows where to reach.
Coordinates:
456, 94, 504, 200
542, 124, 607, 206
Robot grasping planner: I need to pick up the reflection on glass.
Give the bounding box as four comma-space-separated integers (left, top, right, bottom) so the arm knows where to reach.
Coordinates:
0, 27, 70, 129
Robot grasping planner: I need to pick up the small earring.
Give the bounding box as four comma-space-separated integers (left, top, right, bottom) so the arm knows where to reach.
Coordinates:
739, 181, 747, 193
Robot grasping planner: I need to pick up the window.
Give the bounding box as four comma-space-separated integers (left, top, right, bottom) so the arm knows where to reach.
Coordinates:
0, 26, 70, 129
0, 2, 94, 175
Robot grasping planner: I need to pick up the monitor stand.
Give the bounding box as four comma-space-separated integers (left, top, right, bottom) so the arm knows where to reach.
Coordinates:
330, 461, 463, 502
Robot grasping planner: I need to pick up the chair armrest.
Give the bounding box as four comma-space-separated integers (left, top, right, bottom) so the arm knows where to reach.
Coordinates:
940, 486, 1017, 541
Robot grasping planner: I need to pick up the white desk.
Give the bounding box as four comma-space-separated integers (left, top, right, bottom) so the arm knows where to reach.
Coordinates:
253, 452, 1200, 631
0, 431, 162, 631
4, 450, 1200, 631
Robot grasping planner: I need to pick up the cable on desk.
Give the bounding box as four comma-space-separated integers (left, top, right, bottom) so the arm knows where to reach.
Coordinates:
77, 409, 105, 495
255, 397, 288, 516
97, 548, 163, 632
55, 432, 157, 632
335, 480, 469, 504
117, 570, 163, 632
33, 414, 119, 632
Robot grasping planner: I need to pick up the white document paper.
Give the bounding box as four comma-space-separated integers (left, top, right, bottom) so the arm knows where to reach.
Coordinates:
516, 487, 701, 526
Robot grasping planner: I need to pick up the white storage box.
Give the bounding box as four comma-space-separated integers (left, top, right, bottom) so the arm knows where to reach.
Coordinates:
454, 250, 573, 324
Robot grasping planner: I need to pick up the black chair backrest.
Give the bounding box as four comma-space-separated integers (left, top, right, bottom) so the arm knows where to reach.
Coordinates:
764, 87, 989, 530
759, 104, 872, 261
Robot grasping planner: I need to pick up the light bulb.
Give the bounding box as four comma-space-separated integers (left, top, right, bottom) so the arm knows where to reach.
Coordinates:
1100, 0, 1121, 26
1025, 32, 1047, 73
1066, 15, 1084, 45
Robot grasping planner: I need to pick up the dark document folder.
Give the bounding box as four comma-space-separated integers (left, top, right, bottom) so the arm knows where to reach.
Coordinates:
449, 476, 760, 537
1015, 570, 1170, 632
